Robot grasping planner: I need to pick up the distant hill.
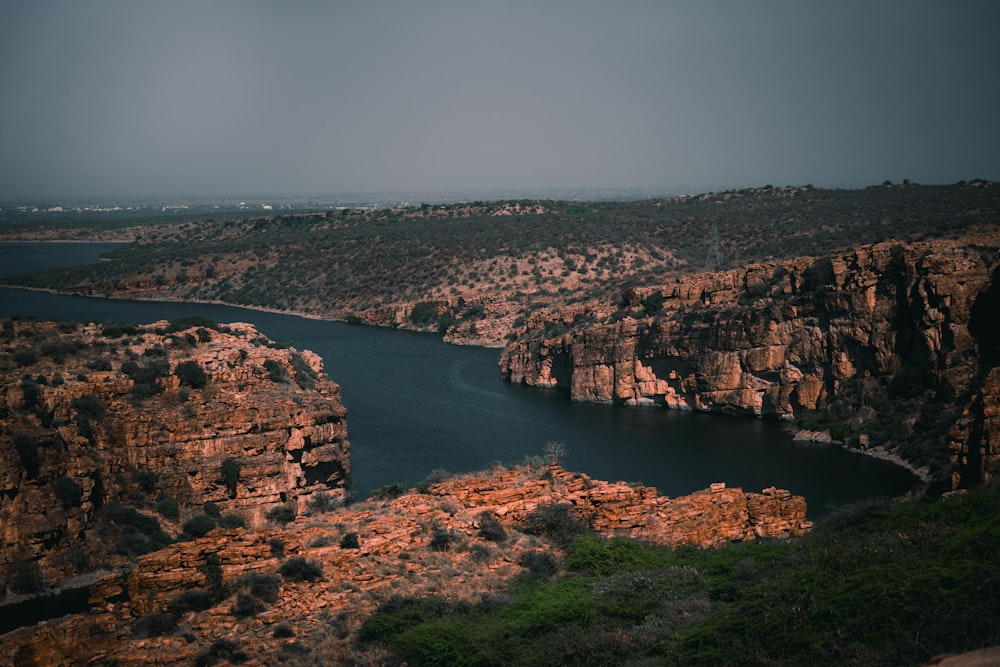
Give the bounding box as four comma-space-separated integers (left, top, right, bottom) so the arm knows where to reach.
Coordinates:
3, 182, 998, 347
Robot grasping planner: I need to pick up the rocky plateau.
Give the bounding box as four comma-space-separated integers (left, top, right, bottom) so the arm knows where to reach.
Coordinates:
1, 463, 809, 665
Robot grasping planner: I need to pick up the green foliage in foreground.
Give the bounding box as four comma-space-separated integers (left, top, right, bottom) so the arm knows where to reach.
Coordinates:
357, 488, 1000, 666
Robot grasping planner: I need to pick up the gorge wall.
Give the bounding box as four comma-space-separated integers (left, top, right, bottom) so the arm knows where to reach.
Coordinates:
0, 319, 349, 594
501, 233, 1000, 488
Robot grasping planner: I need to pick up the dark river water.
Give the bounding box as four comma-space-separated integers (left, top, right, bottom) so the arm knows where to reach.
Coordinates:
0, 242, 918, 515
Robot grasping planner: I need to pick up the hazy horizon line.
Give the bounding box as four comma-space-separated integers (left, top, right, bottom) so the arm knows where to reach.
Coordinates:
4, 177, 994, 209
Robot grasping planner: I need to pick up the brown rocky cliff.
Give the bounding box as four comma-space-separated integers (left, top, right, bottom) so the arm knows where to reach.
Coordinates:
500, 233, 1000, 486
947, 268, 1000, 488
0, 319, 349, 593
0, 464, 808, 665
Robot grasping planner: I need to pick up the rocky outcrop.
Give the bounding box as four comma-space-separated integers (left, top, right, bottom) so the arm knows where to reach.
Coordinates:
501, 234, 1000, 485
949, 367, 1000, 489
429, 465, 808, 546
947, 265, 1000, 488
0, 464, 808, 665
0, 319, 350, 594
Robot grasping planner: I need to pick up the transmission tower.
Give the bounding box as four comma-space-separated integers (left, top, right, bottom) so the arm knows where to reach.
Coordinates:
705, 222, 722, 270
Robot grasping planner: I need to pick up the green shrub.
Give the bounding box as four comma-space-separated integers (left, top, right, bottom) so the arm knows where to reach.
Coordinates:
102, 502, 162, 535
272, 624, 295, 638
230, 592, 263, 618
71, 393, 105, 420
263, 359, 286, 383
195, 638, 248, 666
305, 490, 342, 515
265, 505, 296, 526
220, 458, 241, 497
277, 557, 324, 582
520, 503, 588, 546
289, 352, 317, 390
356, 595, 468, 644
122, 358, 169, 388
175, 360, 208, 389
268, 537, 285, 557
182, 513, 216, 538
131, 468, 158, 494
436, 312, 455, 334
276, 641, 311, 661
15, 351, 38, 367
359, 581, 599, 665
156, 497, 180, 520
416, 468, 450, 493
132, 612, 178, 638
19, 376, 40, 410
52, 476, 83, 510
203, 501, 221, 518
517, 551, 558, 581
429, 529, 456, 552
340, 532, 360, 549
102, 321, 138, 337
476, 511, 507, 543
128, 382, 163, 399
371, 482, 407, 500
564, 535, 672, 576
169, 589, 216, 615
166, 315, 219, 333
87, 357, 113, 371
641, 291, 665, 316
237, 572, 281, 603
409, 302, 438, 327
199, 553, 224, 592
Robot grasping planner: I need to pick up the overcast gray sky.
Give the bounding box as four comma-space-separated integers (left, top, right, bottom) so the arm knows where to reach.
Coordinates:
1, 1, 998, 200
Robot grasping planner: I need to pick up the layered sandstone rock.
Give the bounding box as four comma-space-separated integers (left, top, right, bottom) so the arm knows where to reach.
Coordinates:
501, 234, 1000, 485
0, 319, 349, 592
428, 465, 809, 546
949, 367, 1000, 489
0, 464, 808, 665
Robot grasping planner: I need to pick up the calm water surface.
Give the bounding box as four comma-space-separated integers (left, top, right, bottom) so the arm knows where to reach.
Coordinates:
0, 243, 918, 514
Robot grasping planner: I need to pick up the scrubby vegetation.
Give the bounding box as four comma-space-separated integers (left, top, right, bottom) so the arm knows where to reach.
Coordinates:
6, 184, 996, 339
277, 557, 325, 583
357, 485, 1000, 666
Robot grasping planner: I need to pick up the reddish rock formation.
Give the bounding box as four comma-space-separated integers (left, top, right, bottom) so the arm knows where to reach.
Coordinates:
501, 233, 1000, 486
429, 465, 809, 547
0, 464, 808, 665
949, 367, 1000, 489
0, 319, 349, 593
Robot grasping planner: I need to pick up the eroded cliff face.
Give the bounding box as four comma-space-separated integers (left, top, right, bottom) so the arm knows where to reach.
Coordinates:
0, 464, 808, 665
500, 233, 1000, 486
0, 319, 349, 594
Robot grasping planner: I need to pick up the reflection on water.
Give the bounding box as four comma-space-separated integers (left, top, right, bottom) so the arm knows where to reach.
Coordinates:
0, 243, 918, 515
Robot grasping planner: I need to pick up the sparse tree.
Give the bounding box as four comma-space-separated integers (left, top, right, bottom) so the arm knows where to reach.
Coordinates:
545, 440, 567, 465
